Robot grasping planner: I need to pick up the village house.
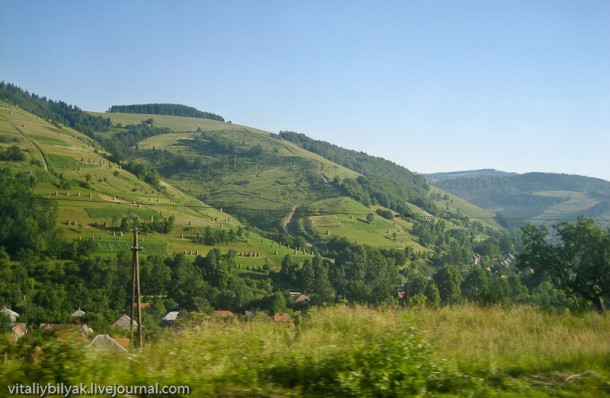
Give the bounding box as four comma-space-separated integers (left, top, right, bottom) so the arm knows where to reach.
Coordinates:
294, 294, 310, 306
1, 307, 19, 323
10, 323, 27, 341
162, 311, 179, 323
2, 308, 27, 341
89, 334, 128, 353
112, 314, 138, 330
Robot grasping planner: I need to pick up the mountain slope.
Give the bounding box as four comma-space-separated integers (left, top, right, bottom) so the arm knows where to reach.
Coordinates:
1, 81, 504, 261
425, 169, 517, 183
0, 98, 432, 258
93, 111, 501, 241
0, 101, 315, 265
99, 113, 361, 231
429, 171, 610, 228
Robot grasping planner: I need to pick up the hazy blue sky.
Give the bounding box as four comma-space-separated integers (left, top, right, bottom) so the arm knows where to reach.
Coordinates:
1, 1, 609, 180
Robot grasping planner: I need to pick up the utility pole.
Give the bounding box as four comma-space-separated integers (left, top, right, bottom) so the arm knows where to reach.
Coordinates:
131, 228, 143, 348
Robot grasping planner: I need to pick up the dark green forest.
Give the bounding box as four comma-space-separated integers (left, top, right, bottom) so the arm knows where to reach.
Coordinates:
108, 103, 225, 122
278, 130, 429, 194
278, 131, 442, 216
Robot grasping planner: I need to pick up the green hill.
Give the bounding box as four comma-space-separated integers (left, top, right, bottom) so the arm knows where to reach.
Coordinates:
91, 110, 502, 250
429, 170, 610, 228
0, 100, 317, 267
425, 169, 517, 183
93, 111, 361, 231
1, 83, 506, 260
0, 93, 437, 266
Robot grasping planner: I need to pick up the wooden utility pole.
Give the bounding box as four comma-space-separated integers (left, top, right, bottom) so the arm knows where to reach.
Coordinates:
131, 228, 143, 348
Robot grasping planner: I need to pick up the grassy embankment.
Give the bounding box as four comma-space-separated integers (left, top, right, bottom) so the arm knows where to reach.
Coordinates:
2, 305, 608, 396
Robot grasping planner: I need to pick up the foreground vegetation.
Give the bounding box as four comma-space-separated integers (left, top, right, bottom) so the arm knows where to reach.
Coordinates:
2, 305, 609, 396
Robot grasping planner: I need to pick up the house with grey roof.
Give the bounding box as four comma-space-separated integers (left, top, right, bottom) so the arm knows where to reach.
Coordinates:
71, 308, 86, 318
1, 307, 19, 323
88, 334, 127, 353
112, 314, 137, 330
162, 311, 179, 323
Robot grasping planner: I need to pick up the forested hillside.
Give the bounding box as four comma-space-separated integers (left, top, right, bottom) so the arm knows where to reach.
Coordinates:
278, 131, 434, 215
431, 171, 610, 228
0, 82, 111, 135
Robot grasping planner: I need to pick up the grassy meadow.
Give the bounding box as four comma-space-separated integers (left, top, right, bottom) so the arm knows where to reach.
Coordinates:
2, 305, 608, 397
302, 197, 428, 251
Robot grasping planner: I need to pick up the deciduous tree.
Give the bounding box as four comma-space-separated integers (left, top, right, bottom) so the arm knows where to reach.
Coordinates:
517, 217, 609, 313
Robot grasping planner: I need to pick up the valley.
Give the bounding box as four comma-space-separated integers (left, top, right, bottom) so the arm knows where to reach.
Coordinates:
1, 85, 608, 397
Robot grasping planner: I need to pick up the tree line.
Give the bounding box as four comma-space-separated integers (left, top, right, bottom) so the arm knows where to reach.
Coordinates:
108, 103, 225, 122
101, 122, 171, 163
0, 82, 112, 136
278, 131, 429, 194
277, 132, 442, 216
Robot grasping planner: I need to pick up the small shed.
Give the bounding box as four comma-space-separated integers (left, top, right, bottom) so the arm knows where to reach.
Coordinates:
80, 324, 94, 336
112, 314, 137, 330
88, 334, 128, 353
162, 311, 179, 323
10, 323, 27, 341
71, 308, 86, 318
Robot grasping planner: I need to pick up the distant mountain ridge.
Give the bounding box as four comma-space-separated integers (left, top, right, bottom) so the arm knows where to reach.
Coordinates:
108, 103, 224, 122
428, 170, 610, 228
425, 169, 517, 183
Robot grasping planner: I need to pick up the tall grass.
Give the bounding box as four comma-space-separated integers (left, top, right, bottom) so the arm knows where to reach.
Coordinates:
2, 305, 608, 396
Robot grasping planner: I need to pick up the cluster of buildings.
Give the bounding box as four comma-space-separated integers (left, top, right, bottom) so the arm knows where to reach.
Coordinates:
1, 307, 181, 353
2, 295, 312, 352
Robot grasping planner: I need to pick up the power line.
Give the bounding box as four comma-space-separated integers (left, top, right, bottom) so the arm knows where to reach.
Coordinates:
2, 194, 608, 223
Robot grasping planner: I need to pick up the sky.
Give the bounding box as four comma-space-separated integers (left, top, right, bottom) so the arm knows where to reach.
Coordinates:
1, 1, 609, 181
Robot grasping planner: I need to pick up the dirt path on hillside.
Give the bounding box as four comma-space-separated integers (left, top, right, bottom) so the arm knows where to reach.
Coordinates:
282, 204, 300, 232
9, 119, 50, 172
